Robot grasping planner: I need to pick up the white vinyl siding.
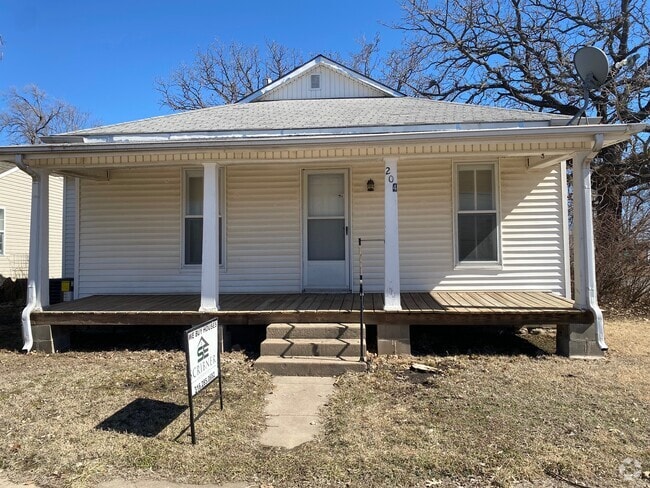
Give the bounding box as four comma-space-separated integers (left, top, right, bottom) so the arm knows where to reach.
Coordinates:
74, 158, 566, 297
77, 168, 187, 295
398, 158, 566, 294
76, 165, 302, 296
222, 164, 301, 292
0, 171, 63, 279
350, 161, 386, 292
259, 66, 388, 101
62, 177, 77, 278
0, 208, 5, 255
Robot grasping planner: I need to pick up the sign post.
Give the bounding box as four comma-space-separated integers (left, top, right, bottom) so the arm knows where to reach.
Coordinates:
184, 319, 223, 445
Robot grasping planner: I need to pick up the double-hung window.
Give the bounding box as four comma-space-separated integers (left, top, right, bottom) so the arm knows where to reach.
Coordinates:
456, 164, 499, 264
0, 208, 5, 256
183, 168, 224, 266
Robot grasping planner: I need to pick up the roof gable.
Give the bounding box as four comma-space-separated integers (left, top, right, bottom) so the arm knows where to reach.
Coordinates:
238, 55, 404, 103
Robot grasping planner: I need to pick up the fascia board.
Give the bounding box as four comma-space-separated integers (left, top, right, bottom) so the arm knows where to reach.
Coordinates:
0, 123, 644, 162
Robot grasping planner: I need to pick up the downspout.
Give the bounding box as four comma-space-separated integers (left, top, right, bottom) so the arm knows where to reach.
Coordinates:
576, 134, 607, 350
14, 154, 40, 353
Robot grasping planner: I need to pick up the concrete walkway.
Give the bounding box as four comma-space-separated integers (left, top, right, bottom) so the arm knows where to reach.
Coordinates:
259, 376, 335, 449
0, 476, 36, 488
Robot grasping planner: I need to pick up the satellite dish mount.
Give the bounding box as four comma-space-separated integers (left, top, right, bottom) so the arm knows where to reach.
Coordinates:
568, 46, 610, 125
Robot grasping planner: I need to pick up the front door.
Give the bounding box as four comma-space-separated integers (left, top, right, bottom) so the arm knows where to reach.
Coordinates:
303, 170, 350, 290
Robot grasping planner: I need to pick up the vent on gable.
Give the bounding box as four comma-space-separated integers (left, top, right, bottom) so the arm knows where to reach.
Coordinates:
310, 74, 321, 89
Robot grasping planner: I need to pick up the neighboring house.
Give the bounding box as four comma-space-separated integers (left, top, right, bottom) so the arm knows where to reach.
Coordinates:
0, 161, 64, 281
0, 55, 644, 361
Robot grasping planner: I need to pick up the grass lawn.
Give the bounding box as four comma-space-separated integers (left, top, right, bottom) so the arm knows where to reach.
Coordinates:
0, 313, 648, 488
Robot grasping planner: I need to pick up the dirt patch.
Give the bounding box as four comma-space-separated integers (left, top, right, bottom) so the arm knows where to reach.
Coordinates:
0, 319, 648, 488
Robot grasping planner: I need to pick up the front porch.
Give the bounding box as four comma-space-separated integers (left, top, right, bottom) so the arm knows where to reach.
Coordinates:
31, 291, 591, 355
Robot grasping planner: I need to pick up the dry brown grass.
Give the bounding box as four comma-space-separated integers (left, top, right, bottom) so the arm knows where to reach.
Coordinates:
0, 318, 648, 488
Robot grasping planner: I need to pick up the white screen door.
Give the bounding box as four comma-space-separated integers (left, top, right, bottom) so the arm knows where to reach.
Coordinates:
303, 170, 350, 290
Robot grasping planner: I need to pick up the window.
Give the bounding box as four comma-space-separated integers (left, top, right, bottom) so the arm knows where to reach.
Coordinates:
455, 164, 499, 264
310, 74, 321, 89
183, 168, 224, 266
0, 208, 4, 256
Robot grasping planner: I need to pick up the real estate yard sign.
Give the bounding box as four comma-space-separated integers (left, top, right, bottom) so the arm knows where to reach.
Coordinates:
184, 319, 223, 444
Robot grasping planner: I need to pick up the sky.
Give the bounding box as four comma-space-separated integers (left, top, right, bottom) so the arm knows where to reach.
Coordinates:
0, 0, 406, 141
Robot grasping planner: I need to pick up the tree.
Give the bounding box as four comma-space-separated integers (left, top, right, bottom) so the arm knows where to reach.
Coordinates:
388, 0, 650, 218
156, 40, 304, 110
156, 38, 388, 110
350, 34, 382, 77
0, 85, 90, 145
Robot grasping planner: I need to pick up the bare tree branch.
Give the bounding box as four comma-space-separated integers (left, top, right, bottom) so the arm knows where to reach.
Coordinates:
0, 85, 91, 144
156, 40, 306, 109
390, 0, 650, 217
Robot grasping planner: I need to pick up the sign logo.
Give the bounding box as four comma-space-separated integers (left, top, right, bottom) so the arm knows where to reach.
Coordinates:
197, 337, 209, 362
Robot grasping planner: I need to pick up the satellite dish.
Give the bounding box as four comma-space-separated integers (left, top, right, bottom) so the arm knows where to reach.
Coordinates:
574, 46, 610, 89
568, 46, 610, 125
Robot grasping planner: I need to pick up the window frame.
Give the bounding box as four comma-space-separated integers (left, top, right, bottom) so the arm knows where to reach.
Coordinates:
453, 162, 501, 268
310, 73, 321, 90
0, 207, 5, 256
181, 167, 225, 269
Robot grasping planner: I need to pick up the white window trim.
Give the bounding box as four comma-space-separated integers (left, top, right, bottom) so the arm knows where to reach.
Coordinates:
0, 207, 5, 256
309, 73, 321, 91
453, 162, 502, 269
181, 167, 226, 269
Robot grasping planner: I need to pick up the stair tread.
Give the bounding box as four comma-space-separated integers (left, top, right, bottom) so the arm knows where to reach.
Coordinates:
268, 323, 360, 326
256, 355, 363, 362
262, 338, 360, 344
255, 355, 367, 376
266, 323, 362, 339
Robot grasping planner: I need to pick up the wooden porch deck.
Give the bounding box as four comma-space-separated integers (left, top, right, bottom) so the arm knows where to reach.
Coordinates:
34, 291, 591, 327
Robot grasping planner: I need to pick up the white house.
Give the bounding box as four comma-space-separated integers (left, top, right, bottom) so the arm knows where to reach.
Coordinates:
0, 161, 64, 281
0, 56, 644, 363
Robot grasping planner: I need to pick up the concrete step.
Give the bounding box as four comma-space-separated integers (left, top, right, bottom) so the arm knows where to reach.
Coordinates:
255, 356, 367, 376
266, 323, 361, 340
260, 338, 362, 358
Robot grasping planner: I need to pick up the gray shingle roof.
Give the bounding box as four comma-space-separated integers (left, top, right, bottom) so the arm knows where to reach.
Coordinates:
67, 97, 569, 137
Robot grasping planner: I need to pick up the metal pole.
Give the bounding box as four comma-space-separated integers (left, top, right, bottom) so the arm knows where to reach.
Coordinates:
184, 333, 197, 445
218, 323, 224, 410
188, 392, 197, 445
358, 238, 364, 362
357, 238, 384, 361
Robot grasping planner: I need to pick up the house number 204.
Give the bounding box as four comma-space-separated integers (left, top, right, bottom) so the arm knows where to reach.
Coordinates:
385, 166, 398, 192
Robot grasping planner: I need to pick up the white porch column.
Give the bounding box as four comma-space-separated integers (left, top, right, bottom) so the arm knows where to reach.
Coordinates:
557, 149, 605, 357
199, 163, 220, 312
37, 169, 50, 308
25, 168, 50, 311
383, 157, 401, 311
22, 167, 58, 353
